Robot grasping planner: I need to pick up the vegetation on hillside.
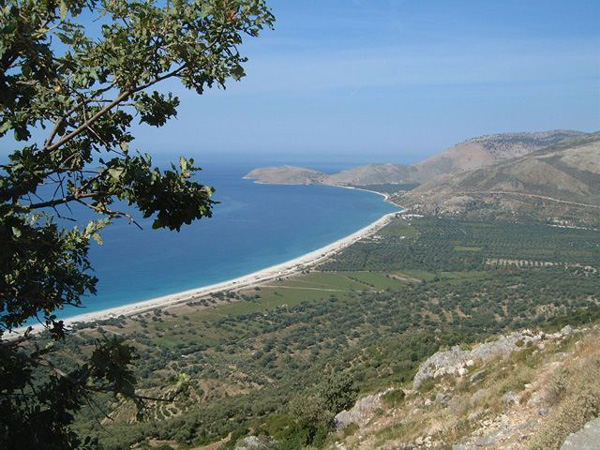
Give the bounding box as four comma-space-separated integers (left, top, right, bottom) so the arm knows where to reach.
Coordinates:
43, 216, 600, 449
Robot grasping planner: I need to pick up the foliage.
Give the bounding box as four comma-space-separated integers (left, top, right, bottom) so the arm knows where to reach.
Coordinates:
59, 218, 600, 448
0, 0, 273, 448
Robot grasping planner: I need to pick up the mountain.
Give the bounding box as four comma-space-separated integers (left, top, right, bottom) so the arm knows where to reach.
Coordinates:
324, 163, 420, 186
397, 132, 600, 224
245, 130, 586, 188
414, 130, 585, 179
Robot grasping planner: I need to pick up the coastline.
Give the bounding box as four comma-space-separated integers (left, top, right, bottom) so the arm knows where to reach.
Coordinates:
52, 208, 401, 328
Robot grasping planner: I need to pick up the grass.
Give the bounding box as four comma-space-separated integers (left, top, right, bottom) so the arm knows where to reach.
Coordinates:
454, 246, 482, 252
344, 272, 405, 290
379, 220, 420, 238
528, 331, 600, 450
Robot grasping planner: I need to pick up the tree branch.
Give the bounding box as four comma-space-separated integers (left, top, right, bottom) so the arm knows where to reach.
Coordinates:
28, 192, 99, 209
44, 65, 187, 153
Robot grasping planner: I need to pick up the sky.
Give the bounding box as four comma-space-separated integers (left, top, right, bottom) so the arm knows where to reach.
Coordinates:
140, 0, 600, 164
5, 0, 600, 165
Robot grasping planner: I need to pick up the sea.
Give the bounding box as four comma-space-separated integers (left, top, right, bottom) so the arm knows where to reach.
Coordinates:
56, 160, 400, 319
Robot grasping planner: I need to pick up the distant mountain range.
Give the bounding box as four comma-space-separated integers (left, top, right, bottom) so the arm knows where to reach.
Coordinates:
245, 129, 599, 224
244, 130, 586, 187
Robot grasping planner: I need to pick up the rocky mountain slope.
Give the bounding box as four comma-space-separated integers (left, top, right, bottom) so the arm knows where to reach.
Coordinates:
397, 132, 600, 224
326, 324, 600, 450
413, 130, 585, 180
244, 130, 585, 187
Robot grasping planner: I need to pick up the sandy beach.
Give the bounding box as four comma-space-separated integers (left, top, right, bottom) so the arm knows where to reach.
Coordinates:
55, 209, 401, 327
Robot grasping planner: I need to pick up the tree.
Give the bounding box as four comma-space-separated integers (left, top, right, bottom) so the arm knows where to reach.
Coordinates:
290, 371, 358, 447
0, 0, 274, 448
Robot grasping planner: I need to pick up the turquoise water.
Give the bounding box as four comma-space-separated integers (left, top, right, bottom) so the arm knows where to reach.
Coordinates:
59, 162, 399, 319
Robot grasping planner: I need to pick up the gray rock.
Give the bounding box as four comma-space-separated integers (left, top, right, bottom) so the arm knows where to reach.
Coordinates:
560, 417, 600, 450
413, 331, 545, 389
472, 428, 504, 447
502, 391, 520, 406
561, 325, 574, 336
436, 392, 450, 404
235, 435, 277, 450
539, 407, 549, 417
334, 390, 388, 430
467, 410, 483, 421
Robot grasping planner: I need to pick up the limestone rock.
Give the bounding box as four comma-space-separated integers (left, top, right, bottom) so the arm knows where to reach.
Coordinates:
334, 390, 389, 430
234, 435, 277, 450
413, 330, 547, 389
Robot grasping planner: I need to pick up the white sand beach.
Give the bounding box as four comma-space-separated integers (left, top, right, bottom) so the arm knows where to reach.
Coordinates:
56, 210, 401, 327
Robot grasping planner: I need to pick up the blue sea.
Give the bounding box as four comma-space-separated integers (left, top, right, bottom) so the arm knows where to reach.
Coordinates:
58, 161, 399, 319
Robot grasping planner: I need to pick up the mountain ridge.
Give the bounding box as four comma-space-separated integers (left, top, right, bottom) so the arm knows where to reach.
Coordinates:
397, 132, 600, 224
244, 130, 587, 188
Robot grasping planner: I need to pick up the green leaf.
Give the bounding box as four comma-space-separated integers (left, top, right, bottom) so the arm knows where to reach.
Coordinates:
108, 167, 124, 180
59, 0, 68, 20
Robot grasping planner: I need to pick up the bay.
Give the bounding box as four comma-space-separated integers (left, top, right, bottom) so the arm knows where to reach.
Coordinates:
58, 161, 399, 319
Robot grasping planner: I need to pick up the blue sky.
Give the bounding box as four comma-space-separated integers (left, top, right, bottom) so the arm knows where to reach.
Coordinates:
6, 0, 600, 164
142, 0, 599, 163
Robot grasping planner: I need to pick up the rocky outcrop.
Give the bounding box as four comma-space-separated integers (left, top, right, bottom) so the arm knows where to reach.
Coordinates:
560, 417, 600, 450
413, 327, 578, 389
234, 435, 278, 450
334, 390, 393, 430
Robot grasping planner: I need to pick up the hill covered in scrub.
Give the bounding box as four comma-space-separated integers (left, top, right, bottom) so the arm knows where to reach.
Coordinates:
326, 324, 600, 450
244, 130, 586, 188
244, 165, 326, 185
397, 132, 600, 225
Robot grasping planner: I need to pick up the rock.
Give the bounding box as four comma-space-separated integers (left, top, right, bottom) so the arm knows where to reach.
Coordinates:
468, 410, 483, 421
472, 428, 504, 447
458, 367, 469, 376
413, 331, 545, 389
561, 325, 574, 336
560, 417, 600, 449
527, 391, 544, 407
234, 435, 277, 450
539, 407, 549, 417
436, 393, 449, 404
424, 399, 433, 407
334, 390, 388, 430
469, 369, 487, 384
502, 391, 520, 406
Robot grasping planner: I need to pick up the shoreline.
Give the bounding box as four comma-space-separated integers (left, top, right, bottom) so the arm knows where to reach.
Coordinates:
48, 209, 401, 329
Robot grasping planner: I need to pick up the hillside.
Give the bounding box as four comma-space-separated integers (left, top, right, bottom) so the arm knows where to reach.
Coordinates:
414, 130, 585, 179
61, 216, 600, 449
244, 130, 586, 188
397, 132, 600, 225
330, 324, 600, 450
243, 165, 327, 185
